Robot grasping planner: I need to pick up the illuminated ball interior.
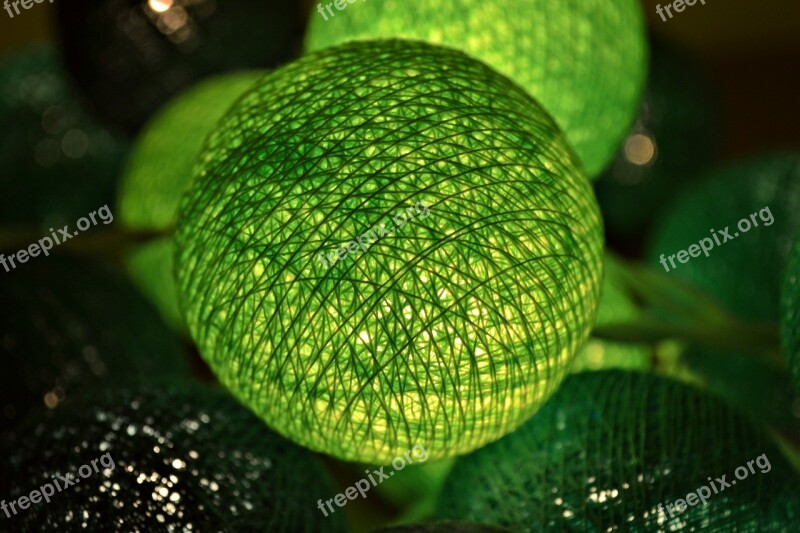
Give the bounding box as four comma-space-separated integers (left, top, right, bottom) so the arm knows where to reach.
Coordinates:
436, 370, 800, 531
305, 0, 647, 178
118, 72, 264, 328
1, 383, 345, 532
175, 40, 603, 464
647, 153, 800, 322
782, 234, 800, 391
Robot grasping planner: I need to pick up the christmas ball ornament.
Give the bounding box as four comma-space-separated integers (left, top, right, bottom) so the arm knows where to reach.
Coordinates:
782, 234, 800, 391
436, 370, 799, 531
1, 383, 346, 532
373, 523, 512, 533
594, 38, 721, 245
0, 46, 127, 227
647, 153, 800, 322
0, 256, 187, 431
118, 71, 264, 328
175, 40, 604, 464
56, 0, 301, 133
305, 0, 647, 178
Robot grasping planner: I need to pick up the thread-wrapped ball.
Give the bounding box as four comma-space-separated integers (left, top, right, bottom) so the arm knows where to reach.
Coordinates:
305, 0, 647, 178
783, 234, 800, 391
118, 72, 264, 328
0, 256, 187, 432
175, 40, 604, 463
1, 383, 345, 532
436, 370, 800, 531
0, 46, 127, 227
647, 153, 800, 322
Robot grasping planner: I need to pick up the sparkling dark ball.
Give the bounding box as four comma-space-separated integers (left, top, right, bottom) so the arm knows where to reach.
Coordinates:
2, 383, 346, 532
56, 0, 303, 133
0, 256, 187, 432
0, 46, 128, 227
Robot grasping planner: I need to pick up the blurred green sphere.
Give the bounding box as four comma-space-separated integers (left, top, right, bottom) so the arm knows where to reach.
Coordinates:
306, 0, 647, 178
436, 370, 799, 531
782, 234, 800, 391
0, 46, 127, 227
647, 153, 800, 322
0, 256, 187, 432
176, 41, 603, 463
118, 72, 264, 328
2, 383, 345, 532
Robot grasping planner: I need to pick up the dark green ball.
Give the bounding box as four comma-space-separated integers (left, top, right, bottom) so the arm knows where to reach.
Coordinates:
0, 256, 187, 431
782, 234, 800, 391
436, 370, 799, 531
373, 523, 512, 533
0, 46, 128, 227
647, 153, 800, 322
2, 383, 346, 532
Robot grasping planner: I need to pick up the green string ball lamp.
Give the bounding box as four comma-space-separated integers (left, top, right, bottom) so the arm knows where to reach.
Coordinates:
118, 72, 264, 329
436, 370, 800, 531
1, 383, 345, 532
175, 40, 604, 464
0, 256, 187, 432
305, 0, 648, 178
783, 233, 800, 391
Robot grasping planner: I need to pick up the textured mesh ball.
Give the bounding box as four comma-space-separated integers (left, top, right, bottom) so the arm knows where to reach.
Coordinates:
571, 258, 650, 373
0, 256, 187, 432
0, 46, 127, 227
118, 72, 264, 328
1, 383, 346, 532
175, 40, 604, 464
436, 370, 800, 531
56, 0, 301, 133
305, 0, 647, 178
647, 153, 800, 322
782, 234, 800, 391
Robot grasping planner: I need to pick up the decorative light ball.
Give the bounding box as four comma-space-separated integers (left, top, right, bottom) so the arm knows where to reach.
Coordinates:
436, 370, 800, 531
0, 46, 127, 227
1, 383, 346, 532
594, 38, 722, 244
782, 234, 800, 391
118, 72, 264, 328
55, 0, 301, 133
570, 258, 649, 373
175, 40, 604, 464
647, 153, 800, 322
0, 256, 187, 432
305, 0, 647, 178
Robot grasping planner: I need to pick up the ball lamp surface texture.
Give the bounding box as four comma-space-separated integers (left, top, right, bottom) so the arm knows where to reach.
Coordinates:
306, 0, 648, 178
647, 153, 800, 322
0, 256, 187, 432
1, 384, 345, 532
436, 370, 800, 531
782, 234, 800, 391
117, 72, 264, 328
175, 40, 604, 464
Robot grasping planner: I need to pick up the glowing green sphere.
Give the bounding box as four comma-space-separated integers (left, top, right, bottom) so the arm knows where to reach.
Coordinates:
306, 0, 647, 178
436, 371, 800, 531
118, 72, 264, 327
175, 41, 603, 463
782, 234, 800, 391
